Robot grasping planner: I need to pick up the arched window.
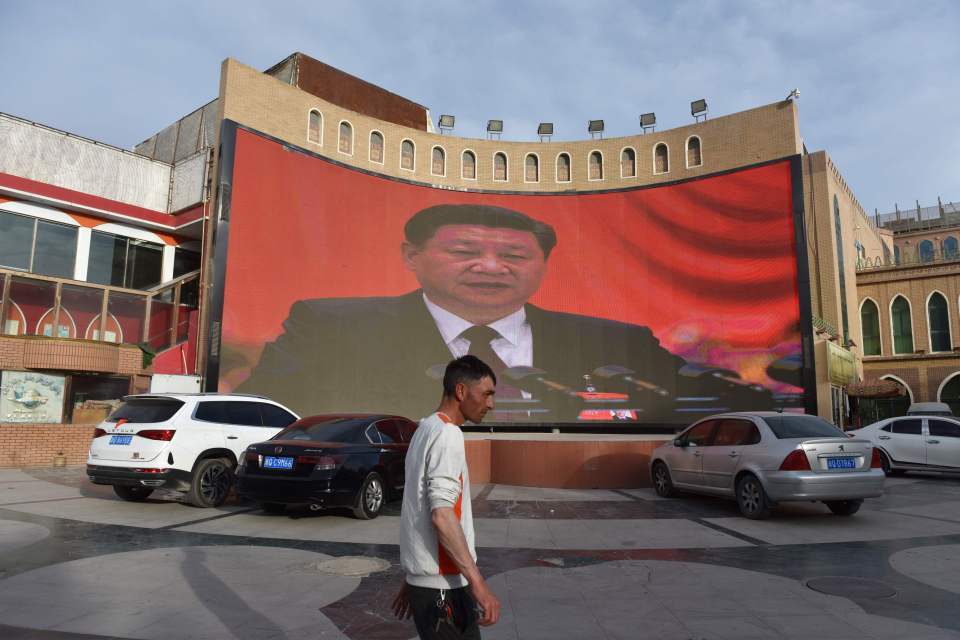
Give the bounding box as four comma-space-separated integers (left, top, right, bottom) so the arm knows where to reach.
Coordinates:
883, 243, 892, 266
654, 143, 669, 174
400, 139, 415, 171
369, 131, 384, 163
891, 295, 914, 354
588, 151, 603, 180
894, 245, 901, 265
944, 236, 959, 259
462, 150, 476, 179
919, 239, 935, 262
686, 136, 702, 167
493, 152, 508, 181
338, 121, 353, 154
620, 148, 636, 178
524, 154, 539, 182
431, 146, 445, 176
308, 110, 322, 145
928, 292, 951, 352
939, 374, 960, 416
860, 299, 881, 355
556, 153, 571, 182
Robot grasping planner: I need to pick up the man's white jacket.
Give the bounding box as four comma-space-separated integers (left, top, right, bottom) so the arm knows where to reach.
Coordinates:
400, 411, 475, 589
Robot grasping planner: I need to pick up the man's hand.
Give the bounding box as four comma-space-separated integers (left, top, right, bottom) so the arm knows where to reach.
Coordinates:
470, 577, 500, 626
391, 581, 412, 620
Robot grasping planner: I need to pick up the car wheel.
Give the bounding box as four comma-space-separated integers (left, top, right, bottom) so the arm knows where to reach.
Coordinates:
353, 472, 385, 520
187, 458, 233, 508
878, 451, 905, 477
260, 502, 286, 515
113, 485, 154, 502
825, 499, 862, 516
652, 462, 677, 498
736, 474, 772, 520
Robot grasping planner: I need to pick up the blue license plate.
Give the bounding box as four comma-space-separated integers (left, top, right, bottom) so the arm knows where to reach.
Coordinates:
109, 435, 132, 445
263, 456, 295, 470
827, 457, 856, 469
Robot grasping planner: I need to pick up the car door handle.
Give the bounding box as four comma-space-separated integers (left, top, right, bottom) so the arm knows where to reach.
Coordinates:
728, 452, 739, 457
227, 436, 238, 440
694, 451, 703, 456
878, 435, 891, 440
927, 439, 940, 444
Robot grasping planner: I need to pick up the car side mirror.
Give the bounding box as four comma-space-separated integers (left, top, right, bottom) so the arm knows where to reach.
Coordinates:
673, 438, 687, 447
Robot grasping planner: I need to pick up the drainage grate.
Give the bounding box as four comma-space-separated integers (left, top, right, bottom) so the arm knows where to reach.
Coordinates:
806, 576, 897, 599
306, 556, 391, 577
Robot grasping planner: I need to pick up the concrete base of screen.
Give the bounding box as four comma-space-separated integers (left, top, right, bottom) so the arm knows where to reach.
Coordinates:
463, 433, 671, 489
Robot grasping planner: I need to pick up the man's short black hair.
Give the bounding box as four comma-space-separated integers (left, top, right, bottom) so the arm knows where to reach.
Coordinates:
404, 204, 558, 258
442, 355, 497, 397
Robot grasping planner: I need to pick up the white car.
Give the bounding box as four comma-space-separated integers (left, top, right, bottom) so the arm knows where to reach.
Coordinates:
87, 393, 299, 507
848, 416, 960, 476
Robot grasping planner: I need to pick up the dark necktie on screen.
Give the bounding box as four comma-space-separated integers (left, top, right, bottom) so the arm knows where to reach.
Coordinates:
459, 325, 521, 398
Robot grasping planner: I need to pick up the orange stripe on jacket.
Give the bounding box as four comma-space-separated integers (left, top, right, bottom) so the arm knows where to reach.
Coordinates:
437, 472, 464, 575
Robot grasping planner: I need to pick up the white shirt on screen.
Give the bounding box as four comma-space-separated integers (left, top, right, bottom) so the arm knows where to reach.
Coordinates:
422, 293, 533, 367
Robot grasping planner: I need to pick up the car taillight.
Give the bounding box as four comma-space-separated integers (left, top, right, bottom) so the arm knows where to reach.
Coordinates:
132, 468, 167, 473
315, 455, 343, 471
138, 430, 176, 441
93, 428, 107, 438
779, 449, 811, 471
871, 448, 882, 469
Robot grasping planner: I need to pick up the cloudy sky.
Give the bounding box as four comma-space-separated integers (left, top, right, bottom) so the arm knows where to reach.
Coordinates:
1, 1, 957, 214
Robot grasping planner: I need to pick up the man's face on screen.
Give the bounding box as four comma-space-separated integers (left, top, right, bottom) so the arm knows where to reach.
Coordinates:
403, 224, 548, 323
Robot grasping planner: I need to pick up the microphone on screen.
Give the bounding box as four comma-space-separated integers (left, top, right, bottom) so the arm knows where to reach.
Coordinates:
591, 365, 671, 397
500, 366, 587, 405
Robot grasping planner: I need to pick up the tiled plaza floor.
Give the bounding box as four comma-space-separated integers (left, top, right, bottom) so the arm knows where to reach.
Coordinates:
1, 468, 960, 638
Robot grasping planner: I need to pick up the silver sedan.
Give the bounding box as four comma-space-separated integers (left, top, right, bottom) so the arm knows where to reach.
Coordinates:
649, 412, 885, 519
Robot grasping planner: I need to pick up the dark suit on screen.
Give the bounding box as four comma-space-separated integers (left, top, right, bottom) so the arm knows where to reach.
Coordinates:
236, 291, 689, 421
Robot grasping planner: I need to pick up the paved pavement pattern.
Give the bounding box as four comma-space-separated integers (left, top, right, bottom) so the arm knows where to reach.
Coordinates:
0, 467, 959, 639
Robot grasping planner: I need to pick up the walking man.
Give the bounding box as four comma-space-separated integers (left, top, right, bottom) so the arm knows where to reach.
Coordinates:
393, 355, 501, 638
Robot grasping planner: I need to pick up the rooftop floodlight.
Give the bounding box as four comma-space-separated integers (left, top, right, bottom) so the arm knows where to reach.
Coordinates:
438, 114, 455, 133
691, 99, 708, 122
785, 88, 800, 101
588, 119, 604, 139
537, 122, 554, 142
640, 112, 656, 133
486, 119, 503, 139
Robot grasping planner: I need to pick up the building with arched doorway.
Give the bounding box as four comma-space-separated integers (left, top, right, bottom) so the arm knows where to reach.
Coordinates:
854, 201, 960, 425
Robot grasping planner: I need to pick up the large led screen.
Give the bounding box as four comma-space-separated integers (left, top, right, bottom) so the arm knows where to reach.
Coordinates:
212, 125, 811, 425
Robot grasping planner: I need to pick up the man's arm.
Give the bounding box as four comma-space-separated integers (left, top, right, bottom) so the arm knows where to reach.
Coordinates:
431, 507, 500, 626
425, 428, 500, 626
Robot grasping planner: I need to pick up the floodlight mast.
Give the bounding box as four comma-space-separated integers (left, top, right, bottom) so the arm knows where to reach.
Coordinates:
640, 112, 656, 133
538, 122, 554, 142
438, 114, 455, 134
691, 99, 708, 122
486, 119, 503, 140
588, 119, 604, 140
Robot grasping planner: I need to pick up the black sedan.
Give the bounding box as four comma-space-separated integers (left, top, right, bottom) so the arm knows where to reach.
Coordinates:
236, 414, 418, 519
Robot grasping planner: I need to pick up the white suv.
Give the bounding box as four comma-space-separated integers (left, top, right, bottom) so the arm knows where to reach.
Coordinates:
87, 393, 299, 507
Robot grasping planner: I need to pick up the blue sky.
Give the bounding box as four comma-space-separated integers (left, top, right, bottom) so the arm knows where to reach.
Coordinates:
1, 1, 957, 214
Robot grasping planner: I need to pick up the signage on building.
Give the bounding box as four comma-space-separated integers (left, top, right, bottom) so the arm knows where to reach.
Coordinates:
0, 371, 66, 424
826, 341, 856, 386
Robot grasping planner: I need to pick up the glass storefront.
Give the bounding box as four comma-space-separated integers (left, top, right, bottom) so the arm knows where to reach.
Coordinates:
87, 231, 162, 289
0, 211, 77, 278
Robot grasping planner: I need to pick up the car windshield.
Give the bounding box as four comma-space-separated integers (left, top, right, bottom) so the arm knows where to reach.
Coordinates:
106, 398, 184, 423
274, 418, 372, 443
762, 415, 845, 439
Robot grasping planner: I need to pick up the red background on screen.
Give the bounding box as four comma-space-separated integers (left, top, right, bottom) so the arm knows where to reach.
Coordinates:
220, 129, 801, 391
